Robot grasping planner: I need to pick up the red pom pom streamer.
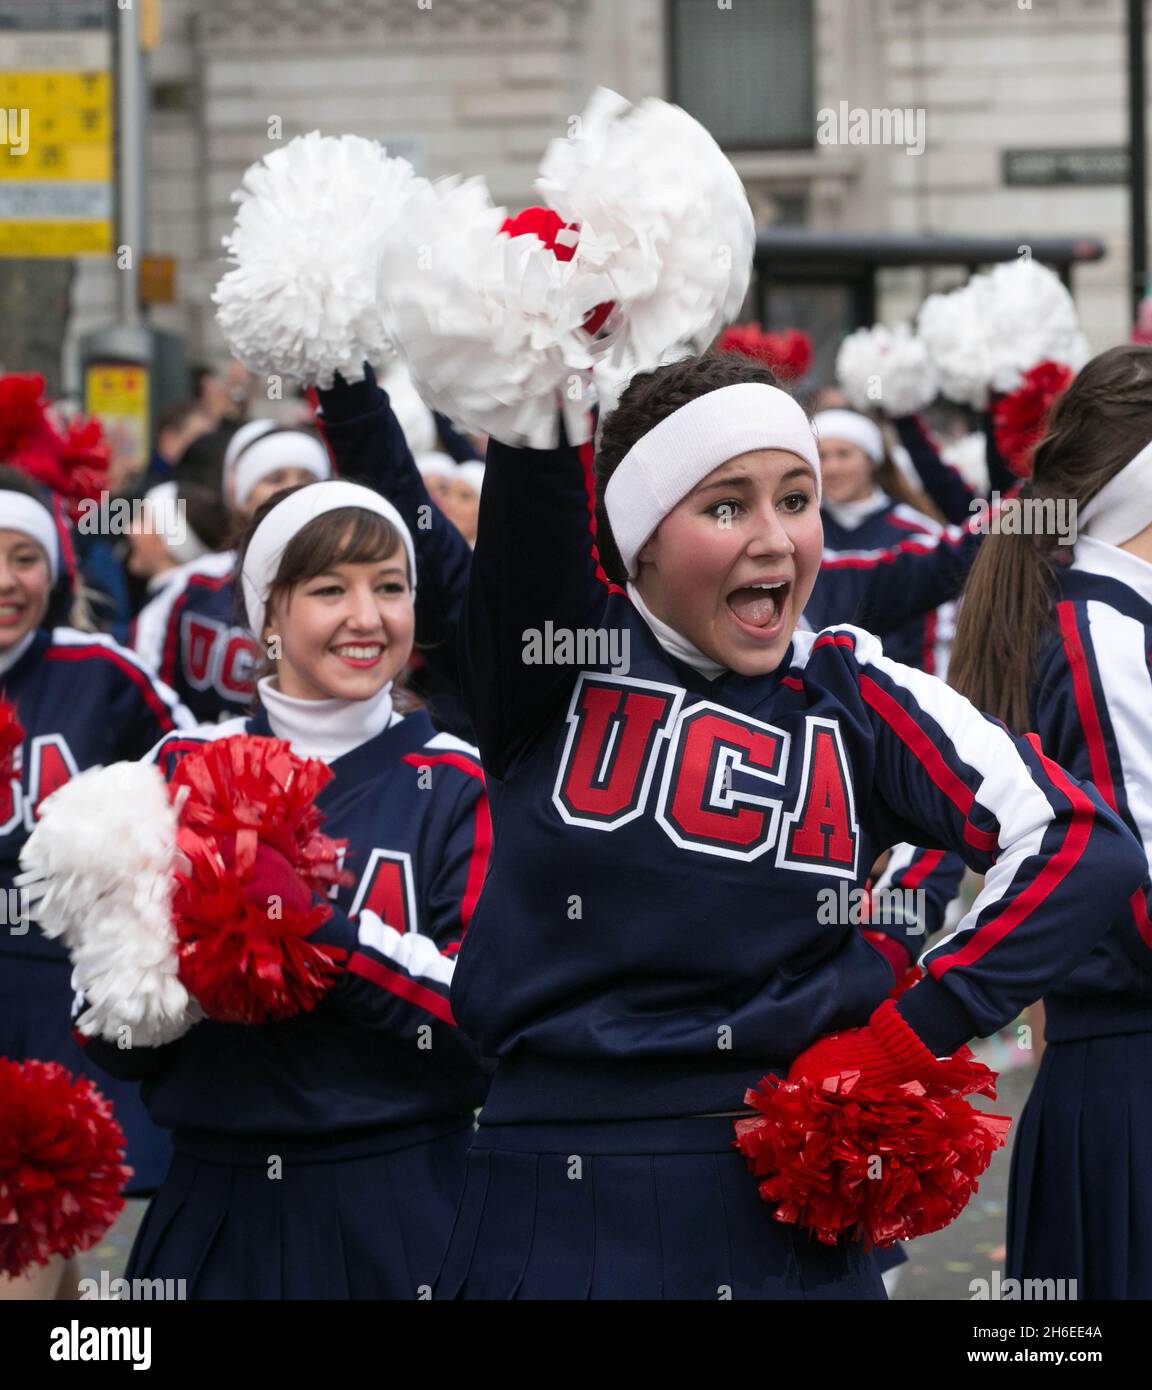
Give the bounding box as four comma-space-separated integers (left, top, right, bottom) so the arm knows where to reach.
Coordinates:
716, 324, 813, 380
733, 1049, 1011, 1249
0, 372, 111, 519
992, 360, 1074, 478
501, 206, 615, 334
0, 698, 24, 828
0, 1059, 129, 1279
169, 736, 351, 1025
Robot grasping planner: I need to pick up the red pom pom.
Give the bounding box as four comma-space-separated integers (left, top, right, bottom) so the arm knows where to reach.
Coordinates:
0, 372, 111, 518
716, 324, 813, 380
169, 736, 351, 1024
992, 360, 1074, 478
0, 698, 24, 777
733, 1049, 1011, 1249
501, 206, 615, 334
0, 1059, 129, 1279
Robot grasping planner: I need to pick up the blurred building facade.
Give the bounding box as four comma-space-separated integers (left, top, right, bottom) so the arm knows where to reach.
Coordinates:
62, 0, 1135, 386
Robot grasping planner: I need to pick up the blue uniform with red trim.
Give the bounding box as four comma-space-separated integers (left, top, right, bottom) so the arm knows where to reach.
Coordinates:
431, 431, 1146, 1301
131, 376, 474, 734
0, 626, 192, 1192
1007, 538, 1152, 1298
82, 704, 492, 1299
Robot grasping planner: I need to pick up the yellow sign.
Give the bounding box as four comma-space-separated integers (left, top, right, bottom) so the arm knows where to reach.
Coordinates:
0, 32, 112, 258
85, 364, 150, 480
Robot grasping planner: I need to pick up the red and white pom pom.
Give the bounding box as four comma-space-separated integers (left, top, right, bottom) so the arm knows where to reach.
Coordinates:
536, 87, 755, 372
381, 175, 598, 449
0, 1060, 129, 1279
992, 359, 1075, 477
18, 761, 197, 1047
941, 431, 990, 494
19, 735, 349, 1038
168, 736, 349, 1025
974, 259, 1089, 395
213, 131, 422, 388
836, 323, 939, 417
733, 1049, 1011, 1249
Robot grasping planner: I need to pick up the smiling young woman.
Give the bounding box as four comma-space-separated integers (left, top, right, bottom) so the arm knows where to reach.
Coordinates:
80, 479, 492, 1300
0, 467, 193, 1300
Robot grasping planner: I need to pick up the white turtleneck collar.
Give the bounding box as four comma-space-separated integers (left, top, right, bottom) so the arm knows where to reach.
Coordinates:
823, 488, 890, 532
1072, 533, 1152, 610
627, 580, 728, 680
256, 675, 400, 762
0, 630, 37, 678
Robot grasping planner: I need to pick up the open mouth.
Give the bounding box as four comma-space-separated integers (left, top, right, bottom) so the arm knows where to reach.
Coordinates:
0, 603, 26, 628
330, 643, 386, 670
725, 579, 791, 638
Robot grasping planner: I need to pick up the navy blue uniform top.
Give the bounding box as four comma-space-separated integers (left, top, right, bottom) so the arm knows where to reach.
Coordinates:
450, 432, 1147, 1124
81, 705, 492, 1140
821, 499, 954, 675
0, 627, 192, 963
1028, 538, 1152, 1041
131, 374, 474, 731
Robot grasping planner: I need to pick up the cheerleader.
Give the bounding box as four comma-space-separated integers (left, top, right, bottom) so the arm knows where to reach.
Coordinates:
949, 343, 1152, 1299
132, 373, 473, 735
0, 467, 192, 1297
432, 349, 1145, 1300
77, 478, 491, 1299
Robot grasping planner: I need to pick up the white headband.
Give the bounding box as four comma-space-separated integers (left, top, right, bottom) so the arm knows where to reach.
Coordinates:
603, 382, 821, 579
0, 493, 61, 581
241, 480, 418, 635
1078, 439, 1152, 546
223, 419, 278, 475
812, 409, 885, 465
416, 452, 457, 480
231, 430, 331, 508
143, 482, 209, 567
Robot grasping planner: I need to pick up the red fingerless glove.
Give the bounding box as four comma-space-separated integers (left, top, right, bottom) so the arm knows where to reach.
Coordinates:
787, 999, 941, 1092
218, 838, 315, 918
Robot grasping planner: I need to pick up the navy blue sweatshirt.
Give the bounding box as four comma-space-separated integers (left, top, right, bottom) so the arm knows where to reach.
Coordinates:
81, 707, 492, 1142
450, 433, 1147, 1124
131, 374, 474, 732
1027, 539, 1152, 1041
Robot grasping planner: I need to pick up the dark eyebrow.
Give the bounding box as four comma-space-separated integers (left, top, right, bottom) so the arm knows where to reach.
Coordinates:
311, 563, 407, 580
693, 465, 815, 496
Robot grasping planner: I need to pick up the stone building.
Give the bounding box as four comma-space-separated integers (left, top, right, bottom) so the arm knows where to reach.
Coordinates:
62, 0, 1136, 387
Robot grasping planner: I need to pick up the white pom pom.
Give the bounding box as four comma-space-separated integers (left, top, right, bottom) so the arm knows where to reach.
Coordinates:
973, 259, 1090, 393
941, 431, 990, 494
917, 283, 991, 409
18, 763, 197, 1048
835, 323, 939, 417
380, 176, 598, 449
213, 131, 420, 388
537, 87, 755, 371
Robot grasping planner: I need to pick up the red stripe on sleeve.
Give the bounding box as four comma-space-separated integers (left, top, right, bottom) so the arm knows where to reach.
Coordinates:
347, 951, 457, 1026
859, 674, 999, 853
899, 848, 946, 891
45, 645, 178, 732
928, 750, 1097, 975
1057, 602, 1117, 805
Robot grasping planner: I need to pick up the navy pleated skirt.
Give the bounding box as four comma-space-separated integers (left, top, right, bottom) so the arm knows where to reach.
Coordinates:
127, 1122, 474, 1299
1007, 1032, 1152, 1300
0, 954, 170, 1195
434, 1116, 886, 1300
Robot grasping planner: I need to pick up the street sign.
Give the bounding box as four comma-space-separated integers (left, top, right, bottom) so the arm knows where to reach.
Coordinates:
1003, 147, 1129, 186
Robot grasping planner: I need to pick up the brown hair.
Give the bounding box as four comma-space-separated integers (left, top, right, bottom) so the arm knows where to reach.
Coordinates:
594, 352, 785, 584
235, 485, 422, 712
949, 344, 1152, 730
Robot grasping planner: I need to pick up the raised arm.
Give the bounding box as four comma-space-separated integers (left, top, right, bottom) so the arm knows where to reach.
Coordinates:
462, 428, 617, 776
316, 368, 474, 693
891, 414, 979, 524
